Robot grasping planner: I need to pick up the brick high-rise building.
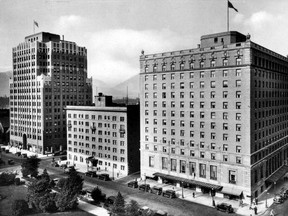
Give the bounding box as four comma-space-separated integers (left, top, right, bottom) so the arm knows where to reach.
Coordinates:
140, 31, 288, 201
10, 32, 92, 154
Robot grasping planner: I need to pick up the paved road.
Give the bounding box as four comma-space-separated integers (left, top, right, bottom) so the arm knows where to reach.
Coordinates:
38, 156, 238, 216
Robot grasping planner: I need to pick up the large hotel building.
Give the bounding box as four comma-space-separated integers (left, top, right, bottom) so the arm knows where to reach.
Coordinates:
10, 32, 92, 154
66, 93, 140, 178
140, 31, 288, 200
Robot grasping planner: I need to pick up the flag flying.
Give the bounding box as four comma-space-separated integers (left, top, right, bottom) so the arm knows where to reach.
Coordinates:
34, 20, 39, 28
228, 1, 238, 12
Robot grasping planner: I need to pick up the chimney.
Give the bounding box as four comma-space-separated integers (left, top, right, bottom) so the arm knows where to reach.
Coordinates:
62, 35, 64, 40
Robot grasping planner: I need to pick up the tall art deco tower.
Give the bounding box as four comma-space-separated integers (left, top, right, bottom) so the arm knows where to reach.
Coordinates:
10, 32, 92, 154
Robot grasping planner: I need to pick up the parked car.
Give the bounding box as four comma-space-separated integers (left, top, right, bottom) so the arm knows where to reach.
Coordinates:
138, 206, 153, 215
162, 189, 176, 198
150, 186, 163, 195
216, 203, 234, 213
15, 152, 21, 157
8, 159, 15, 165
98, 174, 110, 181
0, 158, 5, 165
139, 184, 150, 192
64, 166, 74, 173
85, 171, 98, 177
21, 153, 27, 158
127, 180, 138, 188
274, 195, 284, 204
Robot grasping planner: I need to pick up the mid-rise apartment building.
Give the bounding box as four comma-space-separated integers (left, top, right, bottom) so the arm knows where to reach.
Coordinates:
10, 32, 92, 154
140, 31, 288, 201
66, 93, 140, 178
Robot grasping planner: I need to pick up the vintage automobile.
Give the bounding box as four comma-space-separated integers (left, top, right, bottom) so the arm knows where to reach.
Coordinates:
138, 184, 151, 192
162, 189, 176, 198
273, 195, 284, 204
85, 171, 98, 178
127, 180, 138, 188
98, 174, 110, 181
149, 186, 163, 195
216, 203, 234, 213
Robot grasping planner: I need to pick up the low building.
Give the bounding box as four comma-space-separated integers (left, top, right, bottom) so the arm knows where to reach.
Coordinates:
66, 93, 140, 179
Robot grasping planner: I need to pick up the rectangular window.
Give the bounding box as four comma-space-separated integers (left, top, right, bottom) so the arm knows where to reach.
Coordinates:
229, 170, 236, 184
189, 162, 196, 176
210, 81, 215, 88
223, 144, 228, 151
199, 164, 206, 178
236, 146, 241, 153
171, 159, 177, 171
210, 91, 215, 98
180, 160, 186, 173
149, 156, 154, 167
223, 80, 228, 88
223, 70, 228, 77
210, 165, 217, 180
236, 80, 241, 87
200, 81, 205, 88
162, 157, 168, 170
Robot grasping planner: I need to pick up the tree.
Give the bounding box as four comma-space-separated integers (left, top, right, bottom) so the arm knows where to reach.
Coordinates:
91, 187, 106, 204
27, 177, 52, 210
111, 192, 125, 216
125, 200, 140, 216
21, 156, 41, 178
38, 193, 57, 213
55, 168, 83, 211
0, 172, 16, 186
11, 199, 29, 216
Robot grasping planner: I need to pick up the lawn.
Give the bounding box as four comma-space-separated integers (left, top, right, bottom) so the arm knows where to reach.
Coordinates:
0, 185, 94, 216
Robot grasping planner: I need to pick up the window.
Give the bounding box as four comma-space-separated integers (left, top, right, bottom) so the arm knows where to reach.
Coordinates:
200, 71, 204, 78
162, 74, 166, 80
210, 165, 217, 180
200, 152, 205, 158
200, 91, 205, 98
200, 132, 205, 138
236, 113, 241, 120
199, 164, 206, 178
189, 162, 196, 176
162, 110, 166, 117
223, 155, 228, 162
200, 61, 204, 68
223, 70, 228, 77
229, 170, 236, 184
210, 71, 215, 77
171, 83, 175, 89
171, 101, 175, 108
180, 82, 184, 89
236, 58, 241, 66
236, 102, 241, 109
223, 80, 228, 88
190, 72, 194, 78
171, 63, 175, 71
162, 92, 166, 99
190, 150, 195, 156
211, 60, 215, 67
223, 144, 228, 151
200, 81, 205, 88
180, 73, 184, 79
153, 75, 157, 81
180, 160, 186, 173
236, 146, 241, 153
200, 102, 205, 108
190, 82, 194, 88
210, 91, 215, 98
200, 121, 205, 128
236, 91, 241, 98
171, 111, 175, 117
211, 122, 216, 129
171, 73, 175, 79
190, 111, 194, 118
171, 159, 177, 171
236, 80, 241, 87
162, 64, 166, 71
223, 59, 228, 66
180, 62, 184, 70
223, 123, 228, 130
190, 92, 194, 98
236, 69, 241, 76
162, 83, 166, 89
211, 112, 216, 119
162, 157, 168, 170
211, 133, 216, 139
223, 102, 228, 109
236, 124, 241, 131
149, 156, 154, 167
180, 92, 184, 98
223, 133, 228, 141
144, 75, 148, 81
190, 140, 195, 147
210, 81, 216, 88
211, 143, 216, 150
236, 135, 241, 142
223, 112, 228, 120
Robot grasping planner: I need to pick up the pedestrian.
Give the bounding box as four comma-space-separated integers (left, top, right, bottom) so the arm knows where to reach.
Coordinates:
270, 209, 275, 216
193, 192, 195, 198
254, 206, 258, 215
255, 198, 258, 205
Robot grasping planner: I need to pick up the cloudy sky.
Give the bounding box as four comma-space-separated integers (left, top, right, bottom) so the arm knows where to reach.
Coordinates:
1, 0, 288, 85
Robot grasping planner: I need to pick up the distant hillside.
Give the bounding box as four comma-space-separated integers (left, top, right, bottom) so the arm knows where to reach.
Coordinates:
0, 71, 12, 97
111, 74, 140, 98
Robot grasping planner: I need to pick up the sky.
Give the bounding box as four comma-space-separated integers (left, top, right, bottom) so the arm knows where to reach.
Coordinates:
1, 0, 288, 86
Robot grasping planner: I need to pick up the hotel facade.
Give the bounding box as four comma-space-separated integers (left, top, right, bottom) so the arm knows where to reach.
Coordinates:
10, 32, 92, 154
140, 31, 288, 200
66, 94, 140, 178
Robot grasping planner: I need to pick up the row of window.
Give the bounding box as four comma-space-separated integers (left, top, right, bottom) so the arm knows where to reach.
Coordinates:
68, 114, 125, 122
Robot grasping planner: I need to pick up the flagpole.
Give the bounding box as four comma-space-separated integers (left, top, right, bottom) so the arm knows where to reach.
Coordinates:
33, 21, 35, 34
227, 0, 229, 32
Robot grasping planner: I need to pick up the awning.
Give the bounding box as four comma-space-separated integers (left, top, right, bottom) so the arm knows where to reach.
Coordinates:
221, 187, 243, 197
153, 172, 222, 191
86, 156, 94, 161
266, 165, 288, 183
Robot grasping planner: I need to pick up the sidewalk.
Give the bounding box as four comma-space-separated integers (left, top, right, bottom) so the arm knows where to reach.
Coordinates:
130, 176, 288, 216
78, 199, 110, 216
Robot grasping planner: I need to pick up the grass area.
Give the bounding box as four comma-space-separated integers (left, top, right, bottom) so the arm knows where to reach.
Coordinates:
0, 185, 94, 216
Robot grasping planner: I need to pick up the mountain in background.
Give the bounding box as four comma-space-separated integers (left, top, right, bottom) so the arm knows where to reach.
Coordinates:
0, 71, 140, 99
92, 74, 139, 99
0, 71, 12, 97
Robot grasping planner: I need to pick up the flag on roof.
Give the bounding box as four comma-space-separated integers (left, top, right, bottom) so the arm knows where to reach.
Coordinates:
228, 1, 238, 12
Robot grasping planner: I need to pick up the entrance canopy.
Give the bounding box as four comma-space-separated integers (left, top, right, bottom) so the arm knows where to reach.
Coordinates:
266, 165, 288, 183
153, 172, 222, 191
221, 186, 244, 198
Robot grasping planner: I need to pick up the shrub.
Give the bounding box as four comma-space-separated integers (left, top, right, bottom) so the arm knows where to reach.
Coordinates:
56, 178, 67, 189
11, 199, 29, 216
0, 172, 16, 186
91, 187, 106, 204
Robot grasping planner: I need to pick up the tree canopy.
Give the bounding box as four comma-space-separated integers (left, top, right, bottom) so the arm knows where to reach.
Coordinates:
21, 156, 41, 178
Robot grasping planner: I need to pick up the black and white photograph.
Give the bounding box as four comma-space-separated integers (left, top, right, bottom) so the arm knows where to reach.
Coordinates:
1, 0, 288, 215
